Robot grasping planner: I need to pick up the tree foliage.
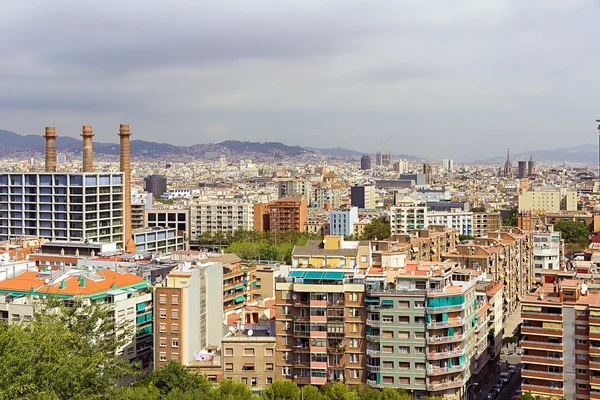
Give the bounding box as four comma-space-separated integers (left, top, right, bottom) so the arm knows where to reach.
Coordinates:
360, 218, 391, 240
502, 207, 519, 227
223, 230, 318, 263
554, 221, 591, 246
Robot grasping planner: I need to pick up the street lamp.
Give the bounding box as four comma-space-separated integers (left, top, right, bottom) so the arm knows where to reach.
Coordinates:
466, 382, 479, 400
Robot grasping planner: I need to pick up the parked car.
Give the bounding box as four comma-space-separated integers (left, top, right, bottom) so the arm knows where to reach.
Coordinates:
492, 384, 502, 394
486, 393, 496, 400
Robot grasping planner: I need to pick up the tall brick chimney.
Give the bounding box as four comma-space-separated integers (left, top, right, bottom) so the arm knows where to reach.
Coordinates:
44, 127, 57, 172
81, 126, 94, 172
118, 124, 135, 252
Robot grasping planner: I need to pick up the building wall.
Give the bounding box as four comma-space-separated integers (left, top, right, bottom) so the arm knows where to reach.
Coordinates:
0, 173, 124, 246
390, 205, 428, 234
145, 208, 189, 235
222, 336, 277, 391
518, 189, 578, 213
330, 208, 359, 237
190, 200, 254, 236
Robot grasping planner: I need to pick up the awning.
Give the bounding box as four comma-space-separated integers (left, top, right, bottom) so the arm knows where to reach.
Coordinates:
243, 363, 255, 368
365, 298, 379, 303
132, 283, 148, 290
89, 293, 106, 300
235, 285, 245, 291
381, 300, 394, 306
252, 281, 257, 288
234, 295, 246, 303
305, 271, 325, 279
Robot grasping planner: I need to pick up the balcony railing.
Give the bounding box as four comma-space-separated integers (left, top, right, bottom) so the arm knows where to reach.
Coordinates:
366, 335, 380, 342
427, 365, 466, 375
427, 349, 465, 360
426, 304, 465, 313
521, 384, 563, 396
366, 379, 381, 388
427, 319, 465, 329
366, 364, 380, 372
428, 334, 465, 344
427, 379, 465, 391
366, 349, 380, 356
366, 319, 380, 327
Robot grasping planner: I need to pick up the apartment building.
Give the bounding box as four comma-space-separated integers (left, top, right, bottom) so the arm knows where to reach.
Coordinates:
278, 179, 312, 202
533, 229, 564, 283
0, 172, 124, 245
330, 207, 359, 237
304, 220, 330, 237
518, 187, 577, 213
222, 330, 277, 392
154, 262, 223, 369
268, 197, 308, 233
427, 209, 473, 236
145, 207, 189, 236
132, 227, 185, 253
390, 203, 428, 234
291, 235, 372, 271
313, 183, 343, 210
387, 226, 459, 263
253, 264, 281, 300
274, 269, 367, 386
351, 185, 376, 210
189, 197, 254, 237
0, 268, 153, 371
519, 279, 596, 398
472, 212, 501, 238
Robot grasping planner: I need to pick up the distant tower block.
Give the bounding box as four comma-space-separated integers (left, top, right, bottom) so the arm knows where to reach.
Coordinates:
118, 124, 135, 253
44, 127, 57, 172
81, 126, 94, 172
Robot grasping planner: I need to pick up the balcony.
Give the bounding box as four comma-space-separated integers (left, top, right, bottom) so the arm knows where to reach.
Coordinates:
590, 316, 600, 325
366, 349, 380, 356
310, 315, 327, 323
520, 325, 562, 337
366, 305, 380, 312
590, 361, 600, 370
521, 369, 563, 381
366, 319, 380, 327
521, 354, 563, 366
366, 364, 380, 373
590, 376, 600, 385
367, 335, 380, 342
521, 312, 562, 322
521, 384, 563, 396
427, 319, 465, 329
427, 349, 465, 360
427, 365, 466, 375
591, 347, 600, 356
311, 377, 327, 385
591, 391, 600, 400
520, 340, 563, 352
311, 300, 327, 308
428, 334, 465, 344
426, 304, 465, 314
427, 379, 465, 391
367, 379, 381, 388
311, 361, 327, 369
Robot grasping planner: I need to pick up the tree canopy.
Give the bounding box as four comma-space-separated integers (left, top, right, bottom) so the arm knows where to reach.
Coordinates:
553, 221, 591, 246
360, 218, 391, 240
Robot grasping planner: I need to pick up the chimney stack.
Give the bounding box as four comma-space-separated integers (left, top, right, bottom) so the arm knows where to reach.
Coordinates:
44, 127, 57, 172
81, 126, 94, 172
118, 124, 135, 253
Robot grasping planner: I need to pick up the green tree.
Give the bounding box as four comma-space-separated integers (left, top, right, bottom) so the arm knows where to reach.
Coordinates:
502, 207, 519, 227
322, 382, 359, 400
261, 380, 301, 400
302, 385, 327, 400
382, 388, 412, 400
459, 234, 474, 241
212, 378, 253, 400
0, 301, 138, 400
142, 360, 213, 397
554, 221, 591, 246
360, 218, 391, 240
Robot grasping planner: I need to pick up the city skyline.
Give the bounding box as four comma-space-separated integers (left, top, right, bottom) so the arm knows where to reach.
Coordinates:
1, 1, 599, 160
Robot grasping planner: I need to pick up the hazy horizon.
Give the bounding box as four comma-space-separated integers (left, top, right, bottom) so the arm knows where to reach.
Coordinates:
2, 0, 600, 160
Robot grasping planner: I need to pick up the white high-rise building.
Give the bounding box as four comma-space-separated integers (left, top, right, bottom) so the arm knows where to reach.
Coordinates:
441, 159, 454, 172
390, 203, 428, 234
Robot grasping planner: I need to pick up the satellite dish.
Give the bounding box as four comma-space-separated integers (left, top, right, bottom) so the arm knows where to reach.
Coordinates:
248, 329, 253, 336
44, 278, 50, 284
292, 294, 297, 300
229, 326, 236, 333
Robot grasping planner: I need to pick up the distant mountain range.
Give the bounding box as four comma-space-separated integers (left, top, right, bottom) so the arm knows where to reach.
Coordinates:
477, 144, 598, 164
0, 129, 595, 163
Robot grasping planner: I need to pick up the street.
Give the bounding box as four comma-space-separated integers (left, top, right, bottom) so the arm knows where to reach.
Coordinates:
496, 371, 522, 400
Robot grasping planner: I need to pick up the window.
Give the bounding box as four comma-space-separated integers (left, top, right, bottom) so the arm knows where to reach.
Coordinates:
549, 366, 561, 373
265, 348, 274, 357
398, 301, 409, 308
578, 369, 587, 375
398, 331, 409, 339
382, 345, 393, 353
349, 323, 358, 333
172, 324, 179, 333
172, 340, 179, 348
415, 302, 425, 308
383, 361, 394, 369
159, 294, 166, 304
349, 308, 359, 318
350, 369, 359, 379
578, 311, 587, 316
282, 306, 290, 315
225, 363, 233, 371
414, 332, 425, 339
244, 348, 255, 356
171, 295, 179, 305
159, 309, 167, 318
578, 339, 587, 345
398, 316, 409, 324
381, 315, 393, 323
578, 384, 587, 389
349, 338, 359, 348
159, 323, 166, 333
398, 346, 410, 354
171, 352, 179, 361
349, 354, 359, 363
225, 348, 233, 356
241, 378, 248, 385
415, 347, 425, 354
415, 378, 426, 386
171, 310, 179, 320
242, 363, 256, 371
578, 354, 587, 360
265, 363, 274, 371
383, 376, 394, 384
415, 317, 425, 324
282, 352, 291, 361
398, 361, 409, 369
266, 377, 273, 384
361, 255, 367, 263
398, 377, 409, 385
382, 331, 394, 339
415, 363, 426, 370
281, 336, 290, 346
159, 352, 166, 362
349, 293, 358, 302
282, 291, 291, 300
577, 325, 586, 330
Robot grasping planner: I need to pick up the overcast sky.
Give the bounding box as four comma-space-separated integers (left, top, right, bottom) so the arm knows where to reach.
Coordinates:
1, 0, 599, 160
